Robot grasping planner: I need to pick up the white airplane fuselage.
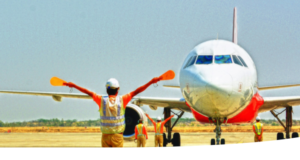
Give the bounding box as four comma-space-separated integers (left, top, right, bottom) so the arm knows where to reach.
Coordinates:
180, 40, 261, 123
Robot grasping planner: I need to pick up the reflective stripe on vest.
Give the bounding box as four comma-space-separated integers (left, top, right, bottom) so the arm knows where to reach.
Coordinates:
254, 122, 263, 135
99, 96, 126, 134
101, 121, 125, 127
100, 115, 125, 120
155, 122, 163, 135
137, 124, 145, 137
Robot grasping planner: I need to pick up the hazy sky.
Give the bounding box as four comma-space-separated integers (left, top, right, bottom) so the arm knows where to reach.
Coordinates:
1, 1, 300, 122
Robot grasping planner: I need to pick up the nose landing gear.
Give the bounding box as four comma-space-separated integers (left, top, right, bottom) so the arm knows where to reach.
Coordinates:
210, 117, 226, 145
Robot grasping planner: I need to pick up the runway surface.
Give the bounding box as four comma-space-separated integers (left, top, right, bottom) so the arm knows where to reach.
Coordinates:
0, 132, 281, 147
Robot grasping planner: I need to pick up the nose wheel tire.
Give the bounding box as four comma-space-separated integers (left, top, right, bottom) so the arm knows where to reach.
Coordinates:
210, 138, 225, 145
210, 138, 216, 145
221, 138, 225, 144
277, 132, 284, 140
292, 132, 299, 138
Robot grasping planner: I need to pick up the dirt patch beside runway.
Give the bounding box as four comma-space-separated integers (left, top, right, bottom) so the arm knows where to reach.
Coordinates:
0, 132, 288, 147
1, 126, 300, 133
0, 127, 100, 133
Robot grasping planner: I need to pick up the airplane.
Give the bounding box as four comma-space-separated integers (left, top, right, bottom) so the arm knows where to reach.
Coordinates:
1, 7, 300, 146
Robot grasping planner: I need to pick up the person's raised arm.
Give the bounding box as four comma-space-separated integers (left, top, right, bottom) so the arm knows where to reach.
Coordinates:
162, 115, 174, 125
145, 113, 155, 125
64, 82, 94, 97
130, 77, 161, 97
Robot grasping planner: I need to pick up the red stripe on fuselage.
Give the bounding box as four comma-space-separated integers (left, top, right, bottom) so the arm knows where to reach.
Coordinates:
186, 92, 264, 124
227, 92, 264, 123
186, 102, 210, 123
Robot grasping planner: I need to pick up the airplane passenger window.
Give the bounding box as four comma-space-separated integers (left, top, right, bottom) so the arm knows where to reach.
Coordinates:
195, 55, 213, 64
184, 56, 196, 68
238, 56, 248, 67
214, 55, 232, 64
232, 55, 243, 66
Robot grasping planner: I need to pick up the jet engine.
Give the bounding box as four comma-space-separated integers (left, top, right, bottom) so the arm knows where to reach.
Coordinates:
123, 103, 147, 140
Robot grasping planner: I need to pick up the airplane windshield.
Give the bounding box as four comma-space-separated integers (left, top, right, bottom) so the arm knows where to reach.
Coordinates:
214, 55, 232, 64
195, 55, 213, 64
232, 55, 243, 66
184, 56, 197, 68
238, 56, 248, 67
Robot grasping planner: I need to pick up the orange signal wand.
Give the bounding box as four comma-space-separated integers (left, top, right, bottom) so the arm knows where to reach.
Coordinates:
159, 70, 175, 81
50, 77, 67, 86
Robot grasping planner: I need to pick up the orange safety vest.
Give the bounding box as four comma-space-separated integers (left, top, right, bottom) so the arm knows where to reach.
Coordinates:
137, 124, 145, 137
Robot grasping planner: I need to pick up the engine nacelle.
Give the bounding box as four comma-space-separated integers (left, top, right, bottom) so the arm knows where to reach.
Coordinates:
123, 103, 147, 140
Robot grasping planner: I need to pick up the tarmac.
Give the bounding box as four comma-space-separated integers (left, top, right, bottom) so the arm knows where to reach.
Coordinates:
0, 132, 281, 147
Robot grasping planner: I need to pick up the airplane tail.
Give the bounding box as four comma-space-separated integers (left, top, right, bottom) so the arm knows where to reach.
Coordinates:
232, 7, 237, 44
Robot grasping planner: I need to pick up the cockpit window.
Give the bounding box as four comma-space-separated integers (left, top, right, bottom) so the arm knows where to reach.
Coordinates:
238, 56, 248, 67
184, 56, 196, 68
214, 55, 232, 64
195, 55, 213, 64
232, 55, 243, 66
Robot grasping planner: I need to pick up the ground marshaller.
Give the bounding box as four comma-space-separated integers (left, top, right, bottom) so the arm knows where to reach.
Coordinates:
64, 77, 160, 147
145, 113, 174, 147
253, 116, 264, 142
135, 119, 148, 147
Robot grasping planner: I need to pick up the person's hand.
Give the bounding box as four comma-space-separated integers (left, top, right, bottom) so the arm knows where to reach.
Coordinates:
152, 77, 161, 84
134, 139, 137, 143
63, 82, 75, 88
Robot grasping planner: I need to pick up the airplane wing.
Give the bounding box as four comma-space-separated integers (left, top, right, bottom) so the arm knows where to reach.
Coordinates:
0, 90, 91, 101
259, 96, 300, 113
0, 90, 191, 112
163, 85, 180, 89
132, 97, 191, 112
258, 84, 300, 91
8, 90, 300, 114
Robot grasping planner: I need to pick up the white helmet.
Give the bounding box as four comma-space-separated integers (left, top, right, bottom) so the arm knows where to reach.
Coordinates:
256, 116, 261, 121
106, 78, 120, 89
157, 116, 161, 121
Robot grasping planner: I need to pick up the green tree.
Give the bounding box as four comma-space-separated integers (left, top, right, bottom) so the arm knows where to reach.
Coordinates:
59, 119, 65, 126
0, 121, 4, 127
87, 120, 92, 126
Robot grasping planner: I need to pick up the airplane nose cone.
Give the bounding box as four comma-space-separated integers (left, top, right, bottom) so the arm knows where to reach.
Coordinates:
205, 72, 233, 106
205, 73, 233, 95
184, 69, 234, 117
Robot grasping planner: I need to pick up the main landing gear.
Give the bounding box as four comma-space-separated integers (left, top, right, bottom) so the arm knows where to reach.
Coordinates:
162, 108, 184, 147
270, 106, 299, 140
209, 117, 226, 145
